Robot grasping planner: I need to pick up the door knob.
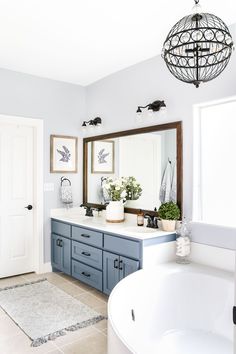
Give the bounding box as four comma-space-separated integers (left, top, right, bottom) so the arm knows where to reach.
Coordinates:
25, 205, 33, 210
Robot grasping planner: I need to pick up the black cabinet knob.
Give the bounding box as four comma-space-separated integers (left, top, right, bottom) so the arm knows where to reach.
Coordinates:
25, 205, 33, 210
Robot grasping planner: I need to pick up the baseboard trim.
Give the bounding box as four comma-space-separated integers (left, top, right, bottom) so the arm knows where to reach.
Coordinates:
38, 262, 52, 274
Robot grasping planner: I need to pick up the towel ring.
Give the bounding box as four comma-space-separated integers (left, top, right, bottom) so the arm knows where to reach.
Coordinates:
61, 176, 71, 186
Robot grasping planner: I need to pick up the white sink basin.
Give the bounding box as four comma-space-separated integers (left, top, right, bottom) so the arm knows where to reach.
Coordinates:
124, 226, 158, 234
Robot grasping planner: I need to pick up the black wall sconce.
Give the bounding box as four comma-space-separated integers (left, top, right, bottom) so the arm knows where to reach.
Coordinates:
136, 100, 166, 122
82, 117, 102, 132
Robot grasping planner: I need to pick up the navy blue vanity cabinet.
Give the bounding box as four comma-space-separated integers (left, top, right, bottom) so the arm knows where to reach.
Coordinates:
103, 234, 141, 295
119, 256, 140, 280
51, 218, 174, 295
103, 251, 121, 295
51, 233, 62, 271
51, 220, 72, 275
51, 234, 71, 275
103, 251, 140, 295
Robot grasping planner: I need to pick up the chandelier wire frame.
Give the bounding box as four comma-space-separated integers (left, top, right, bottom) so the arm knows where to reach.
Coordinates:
162, 5, 234, 87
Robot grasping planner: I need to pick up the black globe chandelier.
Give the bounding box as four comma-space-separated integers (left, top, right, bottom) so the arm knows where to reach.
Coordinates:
162, 0, 234, 87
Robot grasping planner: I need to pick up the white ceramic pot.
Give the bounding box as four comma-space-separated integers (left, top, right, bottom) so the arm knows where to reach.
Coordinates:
161, 219, 176, 232
106, 201, 125, 223
125, 200, 139, 209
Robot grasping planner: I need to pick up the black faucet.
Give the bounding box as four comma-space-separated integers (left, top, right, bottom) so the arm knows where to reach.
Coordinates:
144, 213, 158, 229
80, 204, 94, 217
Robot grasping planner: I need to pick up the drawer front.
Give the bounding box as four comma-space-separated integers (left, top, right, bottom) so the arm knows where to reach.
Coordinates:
52, 220, 71, 238
72, 226, 103, 248
72, 241, 102, 270
72, 260, 103, 291
104, 234, 140, 259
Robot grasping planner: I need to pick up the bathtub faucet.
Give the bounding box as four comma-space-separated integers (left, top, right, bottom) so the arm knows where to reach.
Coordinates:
144, 213, 158, 228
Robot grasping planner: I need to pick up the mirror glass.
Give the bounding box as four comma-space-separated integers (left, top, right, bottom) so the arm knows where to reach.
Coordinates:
86, 128, 177, 211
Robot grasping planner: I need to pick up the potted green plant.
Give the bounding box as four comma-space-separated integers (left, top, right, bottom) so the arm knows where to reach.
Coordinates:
158, 202, 180, 232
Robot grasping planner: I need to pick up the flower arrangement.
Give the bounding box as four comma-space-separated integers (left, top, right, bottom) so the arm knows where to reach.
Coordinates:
103, 177, 127, 201
103, 176, 142, 202
125, 176, 142, 201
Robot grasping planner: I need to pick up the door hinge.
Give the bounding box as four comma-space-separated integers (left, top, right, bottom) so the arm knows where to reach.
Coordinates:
233, 306, 236, 325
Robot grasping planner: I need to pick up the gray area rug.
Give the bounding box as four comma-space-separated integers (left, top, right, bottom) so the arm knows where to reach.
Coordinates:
0, 279, 105, 346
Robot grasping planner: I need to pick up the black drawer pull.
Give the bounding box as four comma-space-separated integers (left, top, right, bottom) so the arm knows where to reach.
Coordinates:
59, 239, 63, 247
81, 251, 91, 257
81, 271, 91, 277
81, 234, 90, 238
119, 260, 123, 270
114, 259, 119, 269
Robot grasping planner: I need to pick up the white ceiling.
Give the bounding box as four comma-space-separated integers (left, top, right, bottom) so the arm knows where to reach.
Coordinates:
0, 0, 235, 86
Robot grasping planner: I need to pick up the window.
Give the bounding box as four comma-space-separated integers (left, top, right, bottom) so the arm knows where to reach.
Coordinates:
193, 97, 236, 228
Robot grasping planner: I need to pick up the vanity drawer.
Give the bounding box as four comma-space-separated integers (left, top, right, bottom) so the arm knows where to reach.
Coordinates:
72, 241, 103, 270
52, 220, 71, 238
72, 226, 103, 248
104, 234, 140, 259
72, 260, 103, 291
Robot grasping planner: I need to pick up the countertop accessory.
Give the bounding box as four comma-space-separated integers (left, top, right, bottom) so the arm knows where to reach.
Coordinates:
176, 218, 191, 264
137, 210, 144, 226
158, 202, 180, 232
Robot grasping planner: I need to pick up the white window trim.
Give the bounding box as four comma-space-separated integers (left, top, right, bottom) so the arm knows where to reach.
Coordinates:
193, 95, 236, 223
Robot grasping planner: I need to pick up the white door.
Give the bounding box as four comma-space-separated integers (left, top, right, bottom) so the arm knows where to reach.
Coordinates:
0, 123, 34, 277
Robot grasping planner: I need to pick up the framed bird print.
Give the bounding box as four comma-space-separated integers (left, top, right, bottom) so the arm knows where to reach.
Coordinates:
50, 135, 78, 173
91, 140, 114, 174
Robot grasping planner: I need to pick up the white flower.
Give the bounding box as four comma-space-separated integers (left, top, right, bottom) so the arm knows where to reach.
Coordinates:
115, 186, 120, 191
121, 191, 127, 198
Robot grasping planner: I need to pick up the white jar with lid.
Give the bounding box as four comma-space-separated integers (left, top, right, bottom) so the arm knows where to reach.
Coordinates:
176, 218, 191, 264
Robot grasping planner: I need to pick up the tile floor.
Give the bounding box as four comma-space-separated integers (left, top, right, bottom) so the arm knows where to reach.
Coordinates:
0, 271, 108, 354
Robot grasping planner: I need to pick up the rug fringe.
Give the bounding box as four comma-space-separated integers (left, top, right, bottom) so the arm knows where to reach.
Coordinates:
31, 315, 106, 347
0, 278, 47, 292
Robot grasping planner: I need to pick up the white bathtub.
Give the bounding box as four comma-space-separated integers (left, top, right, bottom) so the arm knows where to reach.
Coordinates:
108, 263, 234, 354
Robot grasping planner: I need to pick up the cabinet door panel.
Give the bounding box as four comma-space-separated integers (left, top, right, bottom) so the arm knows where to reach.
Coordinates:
51, 233, 62, 271
103, 251, 120, 295
60, 236, 71, 275
119, 256, 139, 280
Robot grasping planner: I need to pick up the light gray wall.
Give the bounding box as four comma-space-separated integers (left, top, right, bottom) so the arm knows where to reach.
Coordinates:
0, 23, 235, 261
85, 24, 236, 248
0, 68, 86, 262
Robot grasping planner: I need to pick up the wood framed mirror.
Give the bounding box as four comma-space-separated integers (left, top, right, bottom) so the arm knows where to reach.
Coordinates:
83, 121, 183, 215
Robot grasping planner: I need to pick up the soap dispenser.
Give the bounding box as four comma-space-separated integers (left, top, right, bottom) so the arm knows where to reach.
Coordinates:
137, 210, 144, 226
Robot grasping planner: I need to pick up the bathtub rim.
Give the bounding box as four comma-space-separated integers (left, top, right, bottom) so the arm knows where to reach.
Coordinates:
108, 262, 234, 354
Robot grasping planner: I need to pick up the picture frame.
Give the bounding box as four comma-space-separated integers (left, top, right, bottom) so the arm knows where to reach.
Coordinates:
91, 140, 114, 174
50, 135, 78, 173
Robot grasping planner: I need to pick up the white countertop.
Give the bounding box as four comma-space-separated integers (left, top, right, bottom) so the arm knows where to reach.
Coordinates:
50, 207, 175, 241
